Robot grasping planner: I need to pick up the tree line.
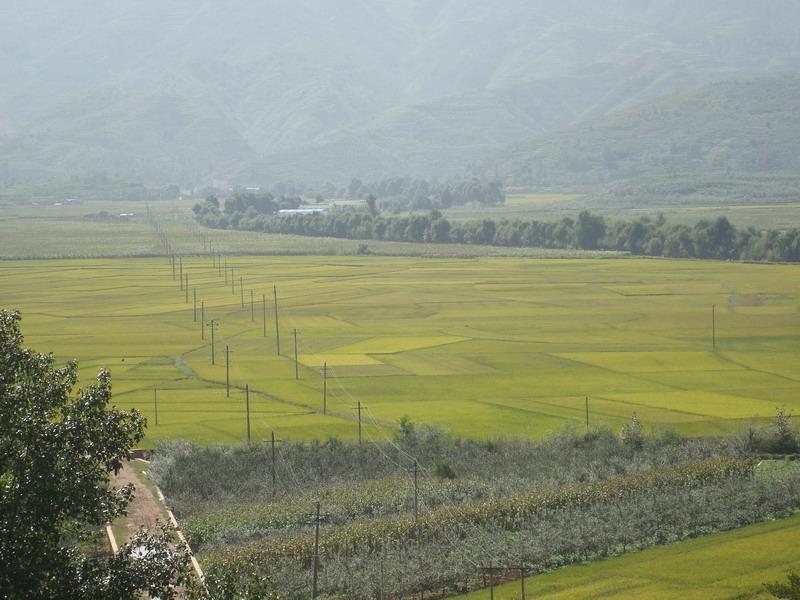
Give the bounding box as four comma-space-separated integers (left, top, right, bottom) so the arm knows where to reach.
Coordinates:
353, 176, 505, 212
194, 196, 800, 262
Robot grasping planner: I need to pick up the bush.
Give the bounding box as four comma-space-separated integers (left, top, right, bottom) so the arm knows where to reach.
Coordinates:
434, 460, 457, 480
764, 571, 800, 599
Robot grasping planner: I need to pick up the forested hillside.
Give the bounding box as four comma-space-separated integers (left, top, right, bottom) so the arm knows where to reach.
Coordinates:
494, 75, 800, 196
2, 1, 800, 185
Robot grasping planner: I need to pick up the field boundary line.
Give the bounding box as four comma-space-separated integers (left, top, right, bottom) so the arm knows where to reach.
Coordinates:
154, 484, 205, 581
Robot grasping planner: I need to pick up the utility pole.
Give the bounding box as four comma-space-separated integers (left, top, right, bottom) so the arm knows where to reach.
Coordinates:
274, 285, 280, 355
312, 501, 321, 599
240, 277, 244, 308
179, 257, 183, 290
209, 320, 217, 364
293, 328, 299, 380
245, 384, 251, 444
201, 301, 205, 340
184, 273, 189, 303
413, 460, 419, 543
271, 431, 277, 498
481, 564, 499, 600
226, 345, 231, 397
218, 254, 222, 277
230, 267, 235, 295
224, 259, 227, 283
356, 401, 363, 445
193, 288, 197, 321
378, 557, 385, 600
585, 396, 589, 432
171, 254, 176, 280
712, 304, 716, 349
250, 289, 255, 322
153, 385, 158, 426
262, 294, 267, 337
322, 362, 327, 414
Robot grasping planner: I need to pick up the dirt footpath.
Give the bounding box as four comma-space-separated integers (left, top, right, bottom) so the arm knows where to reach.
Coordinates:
114, 461, 168, 542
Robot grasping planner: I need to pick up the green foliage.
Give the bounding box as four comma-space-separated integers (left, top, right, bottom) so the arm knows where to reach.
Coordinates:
751, 408, 800, 455
397, 415, 415, 439
765, 572, 800, 599
365, 177, 505, 212
621, 413, 644, 450
199, 204, 800, 263
434, 460, 457, 480
0, 310, 190, 598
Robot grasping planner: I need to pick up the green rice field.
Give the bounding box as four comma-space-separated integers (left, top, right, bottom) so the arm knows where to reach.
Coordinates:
458, 508, 800, 599
1, 254, 798, 446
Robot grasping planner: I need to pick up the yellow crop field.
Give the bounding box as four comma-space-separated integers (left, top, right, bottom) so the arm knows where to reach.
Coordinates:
2, 255, 799, 445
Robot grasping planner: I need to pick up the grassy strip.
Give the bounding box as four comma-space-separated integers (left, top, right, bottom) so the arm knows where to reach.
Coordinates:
457, 510, 800, 599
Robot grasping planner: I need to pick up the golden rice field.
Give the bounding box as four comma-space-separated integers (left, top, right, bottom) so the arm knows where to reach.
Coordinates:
1, 254, 799, 445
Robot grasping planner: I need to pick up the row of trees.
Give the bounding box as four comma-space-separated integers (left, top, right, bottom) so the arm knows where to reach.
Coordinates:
195, 196, 800, 262
356, 176, 505, 212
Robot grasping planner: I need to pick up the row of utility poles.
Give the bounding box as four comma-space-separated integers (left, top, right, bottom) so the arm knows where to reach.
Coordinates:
163, 247, 370, 445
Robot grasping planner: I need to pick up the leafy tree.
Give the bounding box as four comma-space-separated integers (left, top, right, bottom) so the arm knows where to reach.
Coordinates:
574, 210, 606, 250
0, 310, 190, 598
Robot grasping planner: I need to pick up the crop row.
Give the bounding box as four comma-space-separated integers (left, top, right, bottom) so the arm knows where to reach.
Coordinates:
204, 457, 752, 566
183, 477, 495, 549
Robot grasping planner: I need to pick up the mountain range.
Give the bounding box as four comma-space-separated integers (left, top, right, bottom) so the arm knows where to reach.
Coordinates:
2, 0, 800, 187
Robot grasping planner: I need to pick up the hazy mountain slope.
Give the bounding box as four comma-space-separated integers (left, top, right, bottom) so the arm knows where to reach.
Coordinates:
493, 74, 800, 189
2, 0, 800, 184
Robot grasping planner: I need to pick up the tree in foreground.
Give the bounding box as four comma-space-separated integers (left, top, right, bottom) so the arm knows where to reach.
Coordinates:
0, 309, 190, 598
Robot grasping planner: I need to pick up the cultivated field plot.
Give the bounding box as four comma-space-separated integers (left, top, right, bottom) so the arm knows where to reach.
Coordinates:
458, 510, 800, 599
1, 255, 799, 444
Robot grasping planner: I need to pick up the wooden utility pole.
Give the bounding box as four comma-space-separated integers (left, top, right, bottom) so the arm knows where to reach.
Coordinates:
223, 259, 227, 283
274, 285, 280, 355
184, 273, 189, 303
153, 385, 158, 426
230, 267, 235, 295
201, 301, 205, 340
245, 384, 251, 444
226, 345, 231, 397
171, 254, 176, 280
322, 362, 327, 414
312, 501, 321, 599
481, 564, 499, 600
240, 277, 244, 308
271, 431, 277, 497
293, 328, 299, 380
262, 294, 267, 337
193, 288, 197, 322
585, 396, 589, 432
413, 460, 419, 543
179, 257, 183, 290
712, 304, 716, 349
357, 401, 363, 445
250, 290, 255, 322
209, 320, 217, 365
378, 558, 385, 600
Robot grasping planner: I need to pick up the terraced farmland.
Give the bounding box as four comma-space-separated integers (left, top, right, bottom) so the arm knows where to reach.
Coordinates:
2, 255, 798, 445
